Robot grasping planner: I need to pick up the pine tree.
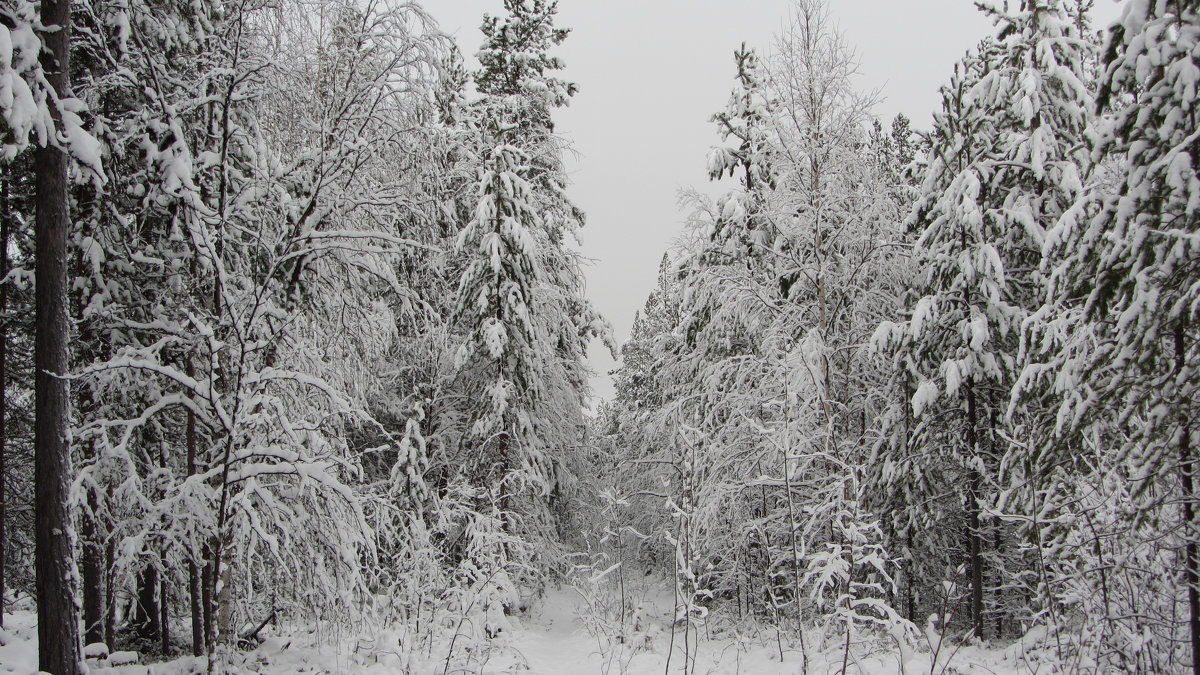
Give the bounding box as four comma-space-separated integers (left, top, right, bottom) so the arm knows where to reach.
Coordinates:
640, 43, 785, 626
611, 254, 680, 424
874, 0, 1093, 639
1029, 1, 1200, 669
707, 44, 777, 260
475, 0, 576, 128
34, 0, 83, 669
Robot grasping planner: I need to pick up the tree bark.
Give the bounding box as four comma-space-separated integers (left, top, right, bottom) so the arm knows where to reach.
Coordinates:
190, 559, 203, 655
157, 424, 169, 655
902, 374, 915, 623
103, 518, 116, 645
0, 169, 8, 629
135, 564, 160, 642
965, 384, 984, 641
34, 0, 82, 670
186, 372, 204, 655
160, 575, 170, 656
1175, 323, 1200, 675
201, 545, 214, 654
80, 499, 104, 646
77, 386, 103, 646
904, 529, 915, 623
1181, 427, 1199, 675
499, 430, 511, 533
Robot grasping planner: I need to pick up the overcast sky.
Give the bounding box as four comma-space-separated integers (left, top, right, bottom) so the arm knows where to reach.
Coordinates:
428, 0, 1126, 404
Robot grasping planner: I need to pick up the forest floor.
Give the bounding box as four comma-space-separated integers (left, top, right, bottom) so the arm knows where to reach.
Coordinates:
1, 583, 1054, 674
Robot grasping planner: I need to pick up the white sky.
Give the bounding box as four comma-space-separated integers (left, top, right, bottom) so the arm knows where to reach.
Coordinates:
428, 0, 1126, 404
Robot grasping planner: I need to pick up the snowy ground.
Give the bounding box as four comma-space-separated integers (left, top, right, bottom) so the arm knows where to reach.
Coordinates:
1, 585, 1057, 674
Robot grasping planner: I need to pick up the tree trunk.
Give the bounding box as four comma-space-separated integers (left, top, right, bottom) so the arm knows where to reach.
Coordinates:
77, 384, 103, 646
0, 170, 8, 629
499, 431, 511, 533
35, 0, 82, 671
156, 425, 169, 655
988, 407, 1002, 640
134, 419, 162, 644
104, 515, 117, 645
189, 560, 203, 656
80, 502, 105, 646
201, 545, 214, 654
1181, 428, 1199, 675
186, 376, 204, 655
965, 384, 984, 641
136, 564, 160, 642
206, 454, 231, 659
160, 575, 170, 656
902, 374, 916, 623
904, 528, 915, 623
216, 560, 233, 641
1176, 323, 1200, 675
992, 524, 1003, 639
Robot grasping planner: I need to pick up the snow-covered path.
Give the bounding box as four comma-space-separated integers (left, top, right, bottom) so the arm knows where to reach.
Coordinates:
472, 584, 1048, 675
1, 586, 1053, 674
507, 588, 601, 673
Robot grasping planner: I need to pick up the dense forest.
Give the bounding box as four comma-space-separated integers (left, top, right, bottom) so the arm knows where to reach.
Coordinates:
1, 0, 1199, 673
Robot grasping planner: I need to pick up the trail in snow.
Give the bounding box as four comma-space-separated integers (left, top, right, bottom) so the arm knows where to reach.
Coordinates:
1, 584, 1058, 674
510, 586, 598, 673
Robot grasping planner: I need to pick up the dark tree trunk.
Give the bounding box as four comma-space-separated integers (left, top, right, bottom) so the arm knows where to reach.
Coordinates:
160, 575, 170, 656
77, 388, 103, 646
186, 375, 204, 655
0, 169, 8, 629
965, 384, 984, 641
989, 407, 1003, 640
499, 431, 511, 532
201, 544, 215, 654
34, 0, 82, 670
1183, 427, 1199, 675
80, 501, 105, 646
157, 433, 169, 656
993, 524, 1003, 639
902, 373, 915, 624
103, 519, 116, 645
905, 529, 915, 623
1176, 323, 1200, 675
135, 564, 160, 642
189, 559, 203, 656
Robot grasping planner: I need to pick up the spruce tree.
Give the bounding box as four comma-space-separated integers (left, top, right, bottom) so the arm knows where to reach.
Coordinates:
454, 139, 546, 511
454, 0, 603, 572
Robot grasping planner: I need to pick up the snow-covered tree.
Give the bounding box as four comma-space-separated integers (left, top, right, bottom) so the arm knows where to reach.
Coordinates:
606, 2, 914, 649
873, 0, 1094, 640
707, 43, 778, 260
449, 0, 605, 590
1021, 0, 1200, 668
454, 138, 546, 514
55, 0, 453, 660
0, 0, 100, 667
475, 0, 576, 129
